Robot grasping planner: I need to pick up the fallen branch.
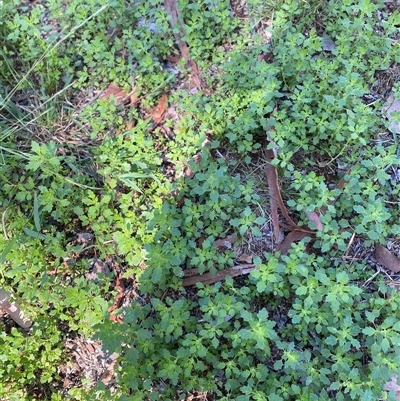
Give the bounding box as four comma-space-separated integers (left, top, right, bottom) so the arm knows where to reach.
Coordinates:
265, 147, 314, 237
0, 287, 32, 329
375, 244, 400, 273
182, 264, 256, 286
164, 0, 201, 90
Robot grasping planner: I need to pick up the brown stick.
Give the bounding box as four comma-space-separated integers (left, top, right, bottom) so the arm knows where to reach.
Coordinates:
0, 288, 32, 329
265, 148, 314, 234
182, 264, 256, 286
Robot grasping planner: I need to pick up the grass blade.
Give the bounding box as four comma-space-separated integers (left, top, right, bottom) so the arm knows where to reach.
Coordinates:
33, 192, 41, 232
0, 236, 18, 263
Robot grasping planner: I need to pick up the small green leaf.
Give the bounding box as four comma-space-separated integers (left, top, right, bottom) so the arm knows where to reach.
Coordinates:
243, 206, 252, 217
257, 308, 268, 321
295, 286, 307, 296
241, 310, 252, 322
256, 281, 266, 293
325, 335, 337, 346
151, 265, 163, 283
238, 328, 252, 340
230, 218, 239, 227
210, 191, 219, 202
254, 216, 266, 225
365, 310, 379, 323
31, 141, 41, 154
360, 390, 373, 401
239, 225, 248, 235
381, 337, 390, 353
362, 327, 376, 336
326, 293, 340, 313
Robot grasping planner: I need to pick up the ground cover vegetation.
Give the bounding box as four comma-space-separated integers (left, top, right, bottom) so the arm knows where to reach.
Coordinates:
1, 0, 400, 399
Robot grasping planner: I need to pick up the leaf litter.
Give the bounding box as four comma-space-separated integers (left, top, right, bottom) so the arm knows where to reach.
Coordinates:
99, 83, 139, 107
375, 243, 400, 273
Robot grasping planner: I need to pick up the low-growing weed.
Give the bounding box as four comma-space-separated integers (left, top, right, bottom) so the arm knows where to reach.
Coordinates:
2, 0, 400, 399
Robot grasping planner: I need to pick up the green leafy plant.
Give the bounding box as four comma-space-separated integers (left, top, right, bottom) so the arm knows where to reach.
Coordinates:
2, 0, 400, 399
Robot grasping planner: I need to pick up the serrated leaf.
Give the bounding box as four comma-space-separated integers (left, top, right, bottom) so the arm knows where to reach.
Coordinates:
326, 293, 340, 313
304, 295, 314, 309
256, 281, 266, 293
362, 326, 376, 336
392, 321, 400, 332
238, 328, 252, 339
251, 226, 262, 236
152, 265, 163, 283
211, 336, 219, 348
325, 335, 337, 346
241, 310, 252, 322
360, 390, 373, 401
295, 286, 308, 296
26, 158, 41, 172
243, 206, 252, 217
323, 94, 336, 105
255, 216, 266, 225
365, 310, 379, 323
267, 394, 283, 401
376, 169, 390, 185
329, 381, 340, 391
229, 218, 239, 227
257, 308, 268, 321
381, 337, 390, 353
239, 225, 248, 235
31, 141, 41, 154
210, 191, 219, 202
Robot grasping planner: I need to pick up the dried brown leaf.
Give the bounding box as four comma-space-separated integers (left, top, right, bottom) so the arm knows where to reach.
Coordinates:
278, 230, 311, 255
188, 59, 201, 90
108, 276, 125, 323
151, 94, 168, 125
214, 234, 237, 250
182, 264, 256, 286
258, 51, 274, 63
129, 88, 140, 106
100, 83, 130, 106
236, 253, 253, 264
375, 244, 400, 273
166, 54, 181, 63
307, 211, 323, 231
384, 93, 400, 135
